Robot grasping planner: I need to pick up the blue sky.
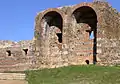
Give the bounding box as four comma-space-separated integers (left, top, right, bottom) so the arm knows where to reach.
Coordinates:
0, 0, 119, 42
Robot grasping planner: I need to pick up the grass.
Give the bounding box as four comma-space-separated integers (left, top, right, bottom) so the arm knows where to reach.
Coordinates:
25, 65, 120, 84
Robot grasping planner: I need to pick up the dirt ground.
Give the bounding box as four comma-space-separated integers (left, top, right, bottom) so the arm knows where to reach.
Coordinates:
0, 80, 28, 84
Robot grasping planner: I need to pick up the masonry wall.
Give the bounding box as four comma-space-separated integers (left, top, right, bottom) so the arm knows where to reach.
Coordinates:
35, 1, 120, 69
96, 2, 120, 65
0, 40, 36, 72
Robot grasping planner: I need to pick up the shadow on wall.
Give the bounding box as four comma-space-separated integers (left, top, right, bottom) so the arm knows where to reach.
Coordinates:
72, 6, 98, 64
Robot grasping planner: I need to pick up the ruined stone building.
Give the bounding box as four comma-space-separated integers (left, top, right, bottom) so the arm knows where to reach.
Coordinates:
0, 1, 120, 72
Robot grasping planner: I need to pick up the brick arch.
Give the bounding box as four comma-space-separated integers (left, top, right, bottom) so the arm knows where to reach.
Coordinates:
70, 3, 98, 64
38, 8, 66, 44
71, 3, 98, 21
40, 8, 65, 26
38, 8, 66, 38
72, 3, 93, 13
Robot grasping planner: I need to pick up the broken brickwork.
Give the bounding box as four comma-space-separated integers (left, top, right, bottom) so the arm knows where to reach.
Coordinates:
35, 1, 120, 68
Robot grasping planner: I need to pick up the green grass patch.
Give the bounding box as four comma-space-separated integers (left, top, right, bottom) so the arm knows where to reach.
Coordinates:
25, 65, 120, 84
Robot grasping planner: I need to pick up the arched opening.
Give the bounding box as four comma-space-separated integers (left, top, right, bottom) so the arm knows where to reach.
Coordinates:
85, 60, 89, 65
72, 6, 97, 64
73, 6, 97, 31
42, 11, 63, 43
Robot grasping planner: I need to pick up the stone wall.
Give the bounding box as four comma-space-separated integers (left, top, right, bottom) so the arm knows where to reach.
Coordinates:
35, 1, 120, 68
0, 40, 36, 72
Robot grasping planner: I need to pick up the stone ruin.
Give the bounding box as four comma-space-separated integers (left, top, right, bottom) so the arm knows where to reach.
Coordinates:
0, 1, 120, 72
0, 40, 36, 72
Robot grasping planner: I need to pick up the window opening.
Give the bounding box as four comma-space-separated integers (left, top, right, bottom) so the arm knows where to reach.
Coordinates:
23, 49, 28, 55
56, 33, 62, 43
6, 50, 11, 56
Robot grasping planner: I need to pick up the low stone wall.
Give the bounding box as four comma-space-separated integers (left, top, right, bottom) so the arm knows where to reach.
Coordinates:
0, 40, 36, 72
